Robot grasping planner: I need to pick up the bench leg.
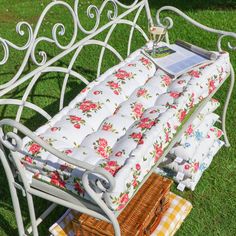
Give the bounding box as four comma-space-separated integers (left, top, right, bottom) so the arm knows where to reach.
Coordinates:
0, 149, 26, 236
82, 171, 121, 236
26, 193, 39, 236
222, 63, 235, 147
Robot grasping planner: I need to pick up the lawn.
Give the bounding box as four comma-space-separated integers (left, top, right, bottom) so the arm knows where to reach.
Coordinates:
0, 0, 236, 235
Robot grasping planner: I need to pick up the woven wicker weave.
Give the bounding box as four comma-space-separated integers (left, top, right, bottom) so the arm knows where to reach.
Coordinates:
73, 173, 173, 236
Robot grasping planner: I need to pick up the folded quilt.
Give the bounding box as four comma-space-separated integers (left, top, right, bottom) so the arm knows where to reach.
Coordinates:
20, 44, 230, 210
157, 127, 224, 191
178, 137, 224, 190
169, 113, 219, 162
180, 98, 220, 144
161, 126, 223, 179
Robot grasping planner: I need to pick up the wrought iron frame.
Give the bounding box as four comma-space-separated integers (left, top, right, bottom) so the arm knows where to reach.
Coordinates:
0, 1, 235, 236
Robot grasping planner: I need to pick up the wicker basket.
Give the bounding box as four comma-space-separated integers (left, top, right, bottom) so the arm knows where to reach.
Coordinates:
73, 173, 173, 236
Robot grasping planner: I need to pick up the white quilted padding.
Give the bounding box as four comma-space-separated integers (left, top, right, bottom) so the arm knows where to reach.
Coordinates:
21, 46, 230, 211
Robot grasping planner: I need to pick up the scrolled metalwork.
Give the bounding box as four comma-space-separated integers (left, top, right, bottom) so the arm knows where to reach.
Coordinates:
113, 0, 139, 9
74, 0, 118, 34
0, 131, 23, 152
217, 34, 236, 52
0, 0, 148, 92
0, 0, 145, 67
30, 1, 78, 66
0, 21, 33, 65
156, 6, 236, 52
83, 167, 115, 194
82, 168, 120, 235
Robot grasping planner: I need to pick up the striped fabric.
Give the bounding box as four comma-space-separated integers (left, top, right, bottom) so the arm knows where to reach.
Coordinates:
49, 192, 192, 236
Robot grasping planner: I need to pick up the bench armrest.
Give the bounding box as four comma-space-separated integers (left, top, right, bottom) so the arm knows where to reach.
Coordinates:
0, 119, 95, 170
0, 119, 114, 191
155, 6, 236, 52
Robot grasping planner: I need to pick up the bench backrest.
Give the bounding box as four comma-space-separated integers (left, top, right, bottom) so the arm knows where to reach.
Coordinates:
0, 0, 152, 131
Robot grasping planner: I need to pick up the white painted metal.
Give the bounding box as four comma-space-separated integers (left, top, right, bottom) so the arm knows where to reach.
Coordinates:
27, 203, 57, 235
127, 4, 146, 56
156, 6, 236, 51
0, 1, 235, 236
59, 45, 84, 110
156, 5, 236, 147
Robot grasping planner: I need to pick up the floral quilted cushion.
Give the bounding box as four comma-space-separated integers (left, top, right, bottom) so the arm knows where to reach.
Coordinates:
174, 137, 224, 191
161, 126, 223, 179
21, 46, 230, 211
157, 127, 224, 191
170, 113, 220, 161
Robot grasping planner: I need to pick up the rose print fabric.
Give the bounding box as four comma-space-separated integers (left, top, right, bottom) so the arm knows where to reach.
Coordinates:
157, 135, 224, 191
179, 98, 220, 144
160, 126, 223, 179
174, 138, 224, 191
21, 45, 230, 211
170, 113, 220, 161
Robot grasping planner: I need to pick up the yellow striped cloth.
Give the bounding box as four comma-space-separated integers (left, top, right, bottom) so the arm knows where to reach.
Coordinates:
49, 192, 192, 236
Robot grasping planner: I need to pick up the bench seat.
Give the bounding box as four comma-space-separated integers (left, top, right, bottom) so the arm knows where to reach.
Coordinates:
21, 46, 230, 211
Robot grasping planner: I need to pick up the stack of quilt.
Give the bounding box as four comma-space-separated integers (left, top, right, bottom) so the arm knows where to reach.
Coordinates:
156, 98, 224, 191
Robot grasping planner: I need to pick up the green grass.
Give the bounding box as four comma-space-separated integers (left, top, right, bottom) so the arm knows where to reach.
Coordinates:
0, 0, 236, 235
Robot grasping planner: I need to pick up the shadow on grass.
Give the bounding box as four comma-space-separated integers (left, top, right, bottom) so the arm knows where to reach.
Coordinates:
0, 168, 66, 235
0, 212, 18, 235
0, 56, 98, 234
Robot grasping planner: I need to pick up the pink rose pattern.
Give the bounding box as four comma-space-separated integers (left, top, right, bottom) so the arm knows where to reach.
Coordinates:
150, 142, 163, 163
186, 124, 194, 136
21, 53, 229, 211
129, 132, 143, 144
136, 88, 152, 100
93, 138, 112, 159
162, 75, 172, 86
130, 102, 145, 120
140, 57, 153, 70
114, 69, 134, 80
106, 56, 154, 97
137, 117, 156, 130
75, 99, 103, 117
183, 162, 200, 173
106, 81, 122, 95
74, 178, 85, 195
110, 163, 141, 210
99, 160, 121, 176
50, 171, 66, 188
101, 122, 118, 133
66, 115, 86, 129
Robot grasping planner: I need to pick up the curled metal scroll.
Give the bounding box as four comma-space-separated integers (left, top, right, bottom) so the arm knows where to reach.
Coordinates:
156, 6, 236, 52
0, 0, 140, 67
0, 22, 33, 65
74, 0, 118, 34
0, 0, 145, 91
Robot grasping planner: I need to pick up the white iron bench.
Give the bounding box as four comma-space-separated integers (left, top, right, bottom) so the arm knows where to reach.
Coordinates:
0, 1, 235, 235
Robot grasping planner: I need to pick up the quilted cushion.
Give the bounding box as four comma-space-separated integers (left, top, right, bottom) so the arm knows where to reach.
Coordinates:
169, 112, 220, 161
159, 127, 224, 191
162, 126, 223, 178
21, 46, 230, 211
